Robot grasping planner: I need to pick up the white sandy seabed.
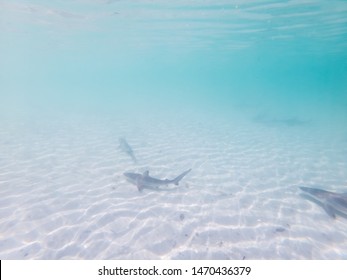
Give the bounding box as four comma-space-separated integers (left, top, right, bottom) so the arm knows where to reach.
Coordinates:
0, 107, 347, 260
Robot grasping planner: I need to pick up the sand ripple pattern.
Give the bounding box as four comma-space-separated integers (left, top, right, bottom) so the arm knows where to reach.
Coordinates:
0, 112, 347, 259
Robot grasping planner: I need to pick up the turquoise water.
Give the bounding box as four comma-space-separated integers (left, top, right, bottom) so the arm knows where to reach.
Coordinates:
1, 1, 347, 122
1, 1, 347, 259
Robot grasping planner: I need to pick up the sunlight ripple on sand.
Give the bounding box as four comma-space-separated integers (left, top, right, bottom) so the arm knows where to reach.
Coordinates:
0, 113, 347, 259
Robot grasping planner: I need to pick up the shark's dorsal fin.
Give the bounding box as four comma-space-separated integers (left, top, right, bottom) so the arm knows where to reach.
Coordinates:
143, 171, 149, 177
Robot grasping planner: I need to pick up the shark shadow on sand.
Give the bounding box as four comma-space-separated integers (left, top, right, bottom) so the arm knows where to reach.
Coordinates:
254, 114, 309, 127
299, 186, 347, 219
119, 137, 137, 164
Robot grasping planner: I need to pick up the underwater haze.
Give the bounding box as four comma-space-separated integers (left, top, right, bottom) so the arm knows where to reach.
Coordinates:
1, 0, 347, 259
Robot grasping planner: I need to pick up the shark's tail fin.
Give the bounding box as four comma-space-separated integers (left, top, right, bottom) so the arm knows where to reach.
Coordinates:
172, 169, 192, 185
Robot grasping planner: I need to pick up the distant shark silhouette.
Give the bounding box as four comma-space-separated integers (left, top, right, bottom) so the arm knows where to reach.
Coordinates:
299, 186, 347, 219
124, 169, 192, 192
119, 137, 137, 163
254, 114, 308, 127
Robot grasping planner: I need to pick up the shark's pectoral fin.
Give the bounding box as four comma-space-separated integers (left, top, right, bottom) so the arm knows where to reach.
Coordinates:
136, 178, 144, 192
323, 203, 336, 219
331, 197, 347, 209
137, 183, 144, 192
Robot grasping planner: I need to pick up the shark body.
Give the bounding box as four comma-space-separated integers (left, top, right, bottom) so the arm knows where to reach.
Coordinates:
299, 186, 347, 219
119, 137, 137, 163
124, 169, 191, 192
